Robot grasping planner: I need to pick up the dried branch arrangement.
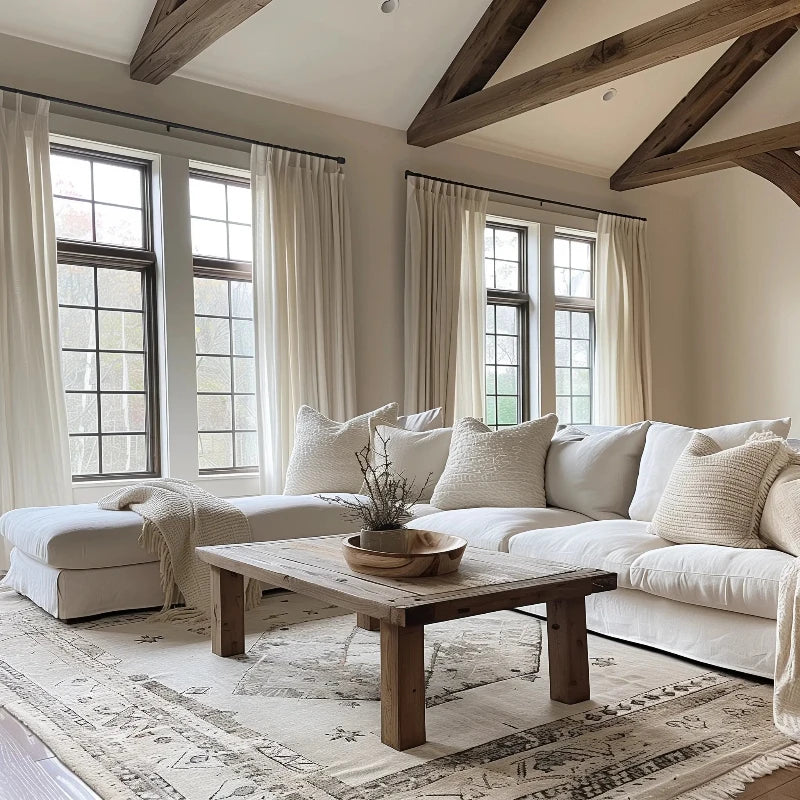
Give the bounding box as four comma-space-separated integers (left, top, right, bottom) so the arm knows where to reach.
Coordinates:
320, 429, 431, 532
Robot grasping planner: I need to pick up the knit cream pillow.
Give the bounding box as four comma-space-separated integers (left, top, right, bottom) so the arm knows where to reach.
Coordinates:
650, 432, 794, 548
430, 414, 558, 510
760, 464, 800, 555
283, 403, 398, 495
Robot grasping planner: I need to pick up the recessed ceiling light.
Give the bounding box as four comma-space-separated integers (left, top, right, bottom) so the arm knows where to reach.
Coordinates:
602, 88, 618, 102
381, 0, 399, 12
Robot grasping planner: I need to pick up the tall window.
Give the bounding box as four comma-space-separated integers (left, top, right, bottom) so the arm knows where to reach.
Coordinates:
190, 171, 258, 473
484, 223, 529, 429
554, 231, 595, 425
52, 145, 159, 480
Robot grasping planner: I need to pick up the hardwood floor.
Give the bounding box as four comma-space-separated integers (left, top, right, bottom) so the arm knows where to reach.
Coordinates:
0, 704, 797, 799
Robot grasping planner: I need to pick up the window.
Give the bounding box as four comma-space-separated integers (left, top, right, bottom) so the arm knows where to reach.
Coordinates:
484, 223, 529, 429
52, 145, 159, 480
554, 231, 595, 425
190, 171, 258, 473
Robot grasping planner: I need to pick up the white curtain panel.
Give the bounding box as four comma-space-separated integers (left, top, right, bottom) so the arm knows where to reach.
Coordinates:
594, 213, 653, 426
0, 95, 72, 569
250, 146, 356, 494
404, 177, 488, 425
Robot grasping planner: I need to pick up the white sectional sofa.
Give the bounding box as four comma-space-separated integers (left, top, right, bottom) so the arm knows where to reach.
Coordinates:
2, 420, 797, 681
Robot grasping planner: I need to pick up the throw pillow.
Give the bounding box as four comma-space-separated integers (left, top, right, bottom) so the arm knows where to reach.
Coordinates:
363, 423, 452, 502
629, 418, 792, 522
545, 421, 650, 520
430, 414, 558, 510
283, 403, 398, 495
397, 407, 444, 432
650, 432, 794, 548
760, 464, 800, 555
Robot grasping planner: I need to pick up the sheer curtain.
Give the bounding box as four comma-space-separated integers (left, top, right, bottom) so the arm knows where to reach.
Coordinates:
404, 177, 488, 425
250, 146, 356, 494
594, 213, 653, 426
0, 95, 72, 569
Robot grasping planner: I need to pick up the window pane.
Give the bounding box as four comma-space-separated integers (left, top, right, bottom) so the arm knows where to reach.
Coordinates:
228, 223, 252, 262
556, 368, 571, 395
103, 434, 147, 473
571, 240, 591, 270
572, 339, 590, 368
556, 396, 571, 425
497, 396, 519, 426
494, 261, 520, 291
197, 395, 232, 432
233, 357, 255, 393
486, 305, 495, 333
554, 238, 570, 267
494, 228, 519, 260
227, 184, 251, 225
97, 268, 142, 310
572, 368, 591, 395
485, 336, 496, 365
555, 310, 570, 338
59, 307, 96, 349
232, 319, 254, 356
95, 203, 143, 248
66, 394, 98, 434
485, 259, 496, 290
570, 269, 591, 299
196, 356, 231, 393
51, 154, 91, 200
190, 177, 226, 220
58, 264, 95, 306
54, 197, 93, 241
69, 436, 99, 475
230, 281, 253, 318
571, 311, 590, 339
194, 277, 229, 316
495, 336, 517, 366
98, 310, 143, 351
191, 218, 228, 258
93, 162, 142, 208
554, 267, 570, 296
496, 366, 517, 395
555, 338, 570, 367
199, 432, 233, 470
196, 316, 231, 355
485, 366, 496, 394
101, 393, 146, 433
573, 396, 591, 425
100, 352, 145, 391
484, 228, 494, 258
486, 401, 496, 426
234, 395, 257, 431
235, 432, 258, 467
62, 351, 97, 390
495, 305, 517, 335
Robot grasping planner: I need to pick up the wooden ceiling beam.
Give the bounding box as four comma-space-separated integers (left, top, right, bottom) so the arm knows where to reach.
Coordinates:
407, 0, 800, 148
413, 0, 549, 122
611, 18, 800, 190
616, 122, 800, 188
737, 149, 800, 206
131, 0, 274, 85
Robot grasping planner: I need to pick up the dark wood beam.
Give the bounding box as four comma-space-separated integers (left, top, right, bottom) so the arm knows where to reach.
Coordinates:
131, 0, 274, 84
611, 18, 800, 190
413, 0, 548, 122
617, 122, 800, 188
737, 149, 800, 206
407, 0, 800, 148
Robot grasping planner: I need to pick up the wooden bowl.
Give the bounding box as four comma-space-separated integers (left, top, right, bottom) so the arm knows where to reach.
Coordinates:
342, 530, 467, 578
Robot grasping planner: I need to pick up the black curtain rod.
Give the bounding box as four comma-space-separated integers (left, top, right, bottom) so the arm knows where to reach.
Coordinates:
0, 84, 346, 165
404, 170, 646, 223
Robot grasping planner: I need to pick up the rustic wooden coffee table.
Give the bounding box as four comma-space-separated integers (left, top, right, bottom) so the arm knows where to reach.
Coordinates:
196, 536, 617, 751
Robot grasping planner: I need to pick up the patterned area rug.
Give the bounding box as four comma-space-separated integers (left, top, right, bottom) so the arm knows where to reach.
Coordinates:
0, 586, 797, 800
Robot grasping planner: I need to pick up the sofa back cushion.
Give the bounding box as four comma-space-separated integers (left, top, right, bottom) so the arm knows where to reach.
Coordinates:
760, 464, 800, 555
629, 418, 792, 521
431, 414, 558, 510
545, 422, 650, 520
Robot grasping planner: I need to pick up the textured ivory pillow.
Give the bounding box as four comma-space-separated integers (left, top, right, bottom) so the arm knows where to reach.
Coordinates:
397, 407, 444, 432
283, 403, 398, 495
629, 418, 792, 522
430, 414, 558, 510
760, 464, 800, 555
364, 423, 452, 502
545, 422, 650, 520
650, 432, 794, 548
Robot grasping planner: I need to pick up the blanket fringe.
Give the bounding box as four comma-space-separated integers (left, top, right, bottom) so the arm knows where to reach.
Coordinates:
677, 743, 800, 800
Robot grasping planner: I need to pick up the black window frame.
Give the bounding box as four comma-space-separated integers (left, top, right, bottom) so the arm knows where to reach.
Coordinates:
485, 221, 530, 429
53, 143, 161, 482
190, 168, 257, 475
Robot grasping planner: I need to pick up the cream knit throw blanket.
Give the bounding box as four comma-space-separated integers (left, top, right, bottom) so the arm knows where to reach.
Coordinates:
775, 560, 800, 737
99, 479, 260, 621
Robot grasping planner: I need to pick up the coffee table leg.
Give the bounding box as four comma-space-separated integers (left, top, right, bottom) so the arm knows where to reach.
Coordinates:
357, 613, 380, 631
380, 621, 426, 750
210, 565, 245, 657
546, 597, 590, 704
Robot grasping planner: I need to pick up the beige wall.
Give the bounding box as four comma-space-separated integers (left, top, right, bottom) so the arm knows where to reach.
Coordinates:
687, 168, 800, 435
0, 33, 694, 425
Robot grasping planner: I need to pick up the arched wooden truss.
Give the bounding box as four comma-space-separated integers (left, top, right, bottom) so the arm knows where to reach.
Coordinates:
736, 150, 800, 206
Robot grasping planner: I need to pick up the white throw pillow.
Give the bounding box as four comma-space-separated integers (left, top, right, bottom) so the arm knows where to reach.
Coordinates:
397, 407, 444, 432
430, 414, 558, 510
629, 418, 792, 521
546, 422, 650, 520
650, 432, 793, 548
363, 423, 452, 502
760, 464, 800, 555
283, 403, 398, 495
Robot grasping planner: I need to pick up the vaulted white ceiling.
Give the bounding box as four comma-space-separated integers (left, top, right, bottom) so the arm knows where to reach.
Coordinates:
1, 0, 799, 177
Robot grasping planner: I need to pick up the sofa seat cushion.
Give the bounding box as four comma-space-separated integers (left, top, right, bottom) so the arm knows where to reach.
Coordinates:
628, 544, 791, 620
416, 507, 592, 552
1, 493, 373, 570
508, 519, 672, 587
